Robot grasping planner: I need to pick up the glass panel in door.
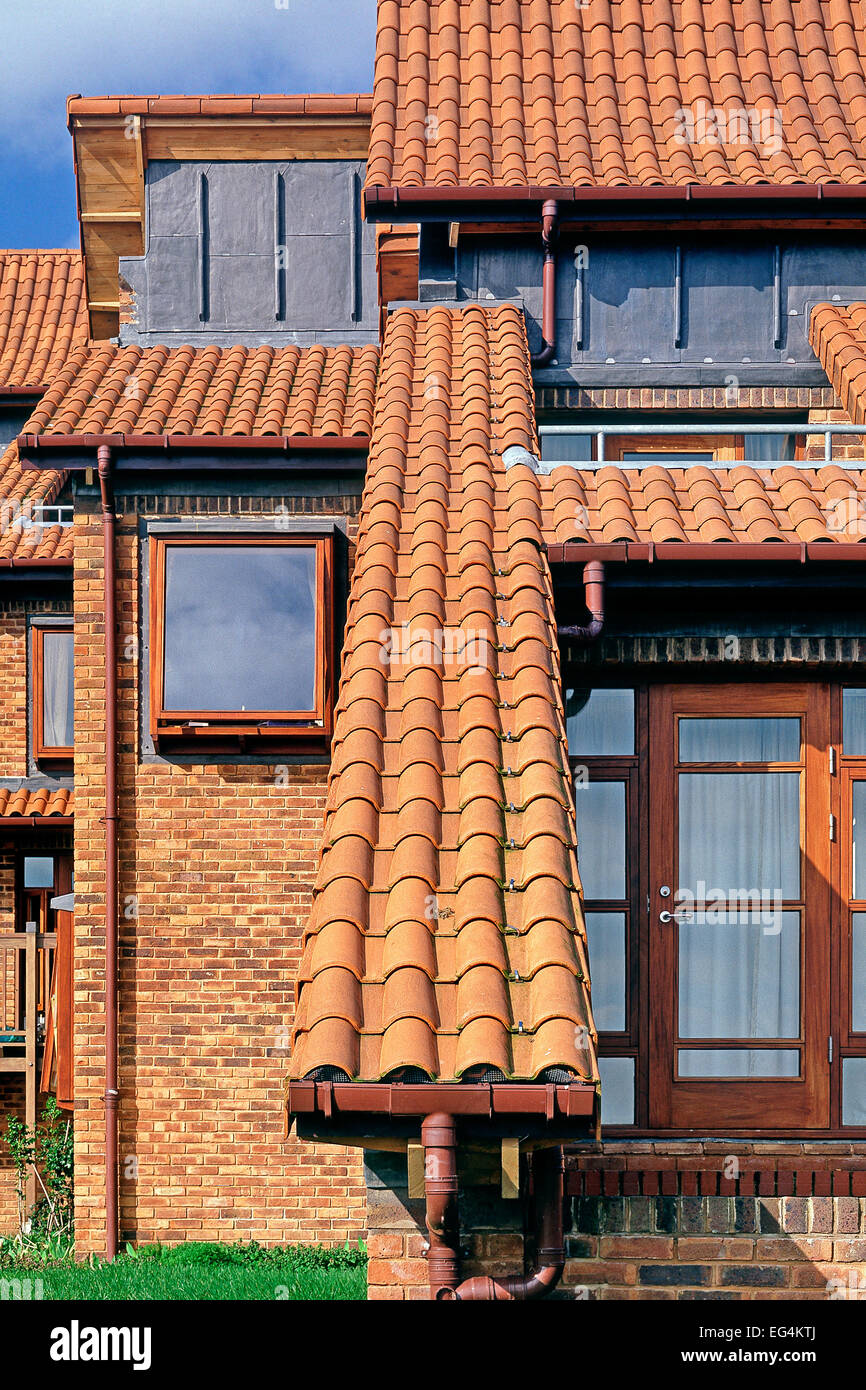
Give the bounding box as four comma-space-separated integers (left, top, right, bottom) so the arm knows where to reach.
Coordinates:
649, 684, 830, 1129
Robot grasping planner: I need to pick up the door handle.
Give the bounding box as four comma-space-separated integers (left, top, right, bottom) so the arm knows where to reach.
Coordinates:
659, 909, 694, 924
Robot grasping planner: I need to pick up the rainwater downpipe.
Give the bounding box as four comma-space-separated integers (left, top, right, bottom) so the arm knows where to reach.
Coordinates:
529, 199, 559, 369
557, 560, 605, 642
98, 443, 119, 1261
422, 1114, 566, 1301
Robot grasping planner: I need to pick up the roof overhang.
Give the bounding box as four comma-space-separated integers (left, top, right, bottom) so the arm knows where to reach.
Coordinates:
18, 433, 369, 474
287, 1079, 596, 1150
68, 94, 373, 342
548, 541, 866, 565
0, 816, 73, 830
365, 182, 866, 230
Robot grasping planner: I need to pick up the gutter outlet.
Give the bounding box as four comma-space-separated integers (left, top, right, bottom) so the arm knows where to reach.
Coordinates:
557, 560, 605, 641
529, 199, 559, 369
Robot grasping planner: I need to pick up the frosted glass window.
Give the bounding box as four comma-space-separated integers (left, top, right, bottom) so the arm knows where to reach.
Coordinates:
678, 912, 800, 1040
566, 688, 634, 755
842, 690, 866, 755
679, 717, 800, 763
678, 1049, 799, 1078
24, 857, 54, 889
585, 912, 626, 1032
598, 1056, 634, 1125
853, 913, 866, 1032
574, 781, 626, 900
678, 772, 800, 901
842, 1058, 866, 1125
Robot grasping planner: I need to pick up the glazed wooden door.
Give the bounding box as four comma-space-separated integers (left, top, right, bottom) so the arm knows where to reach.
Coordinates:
648, 684, 831, 1128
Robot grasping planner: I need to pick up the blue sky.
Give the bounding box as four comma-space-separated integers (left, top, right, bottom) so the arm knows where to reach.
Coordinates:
0, 0, 376, 247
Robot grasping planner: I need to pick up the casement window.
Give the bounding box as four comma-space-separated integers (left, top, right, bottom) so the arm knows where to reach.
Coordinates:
32, 624, 74, 763
568, 680, 866, 1135
148, 534, 333, 748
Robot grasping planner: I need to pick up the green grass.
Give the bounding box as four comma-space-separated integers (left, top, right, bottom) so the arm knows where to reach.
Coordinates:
0, 1241, 367, 1301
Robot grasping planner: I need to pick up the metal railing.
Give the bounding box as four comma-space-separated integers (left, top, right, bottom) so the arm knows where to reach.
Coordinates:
538, 421, 866, 470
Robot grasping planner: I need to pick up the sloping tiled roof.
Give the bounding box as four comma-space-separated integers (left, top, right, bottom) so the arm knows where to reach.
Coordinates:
26, 343, 379, 439
809, 301, 866, 425
541, 462, 866, 543
368, 0, 866, 191
289, 303, 597, 1085
0, 443, 71, 564
0, 252, 88, 392
0, 788, 73, 819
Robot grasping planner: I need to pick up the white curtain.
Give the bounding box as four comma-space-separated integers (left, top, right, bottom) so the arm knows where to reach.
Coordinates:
42, 632, 73, 747
676, 759, 800, 1076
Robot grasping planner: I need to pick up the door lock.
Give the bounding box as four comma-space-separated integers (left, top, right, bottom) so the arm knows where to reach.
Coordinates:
659, 885, 671, 898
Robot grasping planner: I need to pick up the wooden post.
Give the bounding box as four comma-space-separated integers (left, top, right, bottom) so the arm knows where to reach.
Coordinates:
24, 928, 37, 1213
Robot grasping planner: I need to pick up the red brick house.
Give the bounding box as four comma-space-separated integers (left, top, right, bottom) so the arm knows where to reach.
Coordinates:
7, 0, 866, 1304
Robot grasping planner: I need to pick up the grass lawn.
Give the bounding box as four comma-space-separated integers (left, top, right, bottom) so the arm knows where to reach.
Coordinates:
0, 1242, 367, 1301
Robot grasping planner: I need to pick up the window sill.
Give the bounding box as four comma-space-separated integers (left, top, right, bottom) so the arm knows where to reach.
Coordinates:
152, 723, 329, 754
34, 751, 73, 769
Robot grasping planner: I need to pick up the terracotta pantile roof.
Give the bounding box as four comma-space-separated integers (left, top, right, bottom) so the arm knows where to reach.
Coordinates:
0, 442, 70, 564
0, 252, 88, 392
26, 343, 379, 440
369, 0, 866, 191
810, 301, 866, 425
542, 463, 866, 543
0, 787, 72, 819
289, 303, 597, 1085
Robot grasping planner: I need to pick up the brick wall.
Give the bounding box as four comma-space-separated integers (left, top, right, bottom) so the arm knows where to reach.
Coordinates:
565, 1194, 866, 1299
365, 1146, 866, 1301
71, 496, 366, 1254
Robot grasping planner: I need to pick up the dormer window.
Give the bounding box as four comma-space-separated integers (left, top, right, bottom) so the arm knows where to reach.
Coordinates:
149, 534, 333, 750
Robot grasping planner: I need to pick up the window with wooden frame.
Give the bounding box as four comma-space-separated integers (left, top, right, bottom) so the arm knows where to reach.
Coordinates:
32, 624, 74, 764
540, 426, 800, 468
149, 534, 333, 749
567, 678, 866, 1136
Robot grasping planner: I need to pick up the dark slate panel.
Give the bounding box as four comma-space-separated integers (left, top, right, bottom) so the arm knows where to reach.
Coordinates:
146, 162, 200, 238
144, 235, 202, 331
681, 242, 775, 363
207, 254, 275, 330
205, 165, 275, 256
584, 242, 677, 362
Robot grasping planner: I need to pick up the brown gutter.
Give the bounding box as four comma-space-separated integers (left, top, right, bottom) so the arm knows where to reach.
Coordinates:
365, 183, 860, 212
421, 1120, 565, 1302
287, 1079, 595, 1119
0, 557, 73, 570
547, 541, 866, 565
557, 560, 604, 640
529, 199, 559, 369
0, 816, 73, 829
19, 433, 370, 461
97, 443, 119, 1262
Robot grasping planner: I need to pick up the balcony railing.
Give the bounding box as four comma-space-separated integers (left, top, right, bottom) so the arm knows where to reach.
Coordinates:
538, 421, 866, 471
